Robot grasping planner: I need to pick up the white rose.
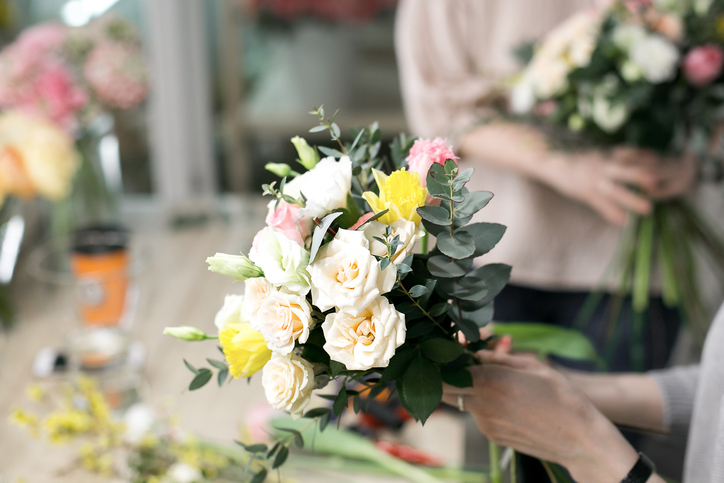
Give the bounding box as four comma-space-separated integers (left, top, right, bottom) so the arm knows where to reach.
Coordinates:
243, 277, 274, 328
309, 229, 396, 316
630, 34, 680, 84
530, 57, 570, 99
255, 289, 313, 354
262, 353, 315, 419
249, 228, 311, 295
284, 156, 352, 219
592, 95, 629, 133
362, 219, 421, 264
322, 296, 406, 371
214, 294, 245, 332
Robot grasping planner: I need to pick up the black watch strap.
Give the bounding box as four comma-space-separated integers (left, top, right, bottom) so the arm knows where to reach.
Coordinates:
621, 452, 656, 483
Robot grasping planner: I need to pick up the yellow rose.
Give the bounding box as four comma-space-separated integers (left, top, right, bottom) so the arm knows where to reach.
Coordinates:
220, 324, 272, 378
362, 168, 427, 225
0, 110, 79, 203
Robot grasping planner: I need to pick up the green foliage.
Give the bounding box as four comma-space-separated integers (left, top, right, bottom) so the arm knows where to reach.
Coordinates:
492, 323, 599, 361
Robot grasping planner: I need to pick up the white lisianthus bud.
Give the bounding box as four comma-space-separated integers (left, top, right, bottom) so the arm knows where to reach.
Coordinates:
620, 60, 643, 83
265, 163, 296, 178
243, 277, 275, 328
163, 326, 209, 341
262, 353, 315, 419
290, 136, 320, 171
322, 296, 406, 371
309, 229, 396, 316
249, 228, 311, 295
362, 219, 421, 264
255, 289, 313, 354
630, 34, 680, 84
214, 294, 245, 332
206, 253, 263, 281
568, 114, 586, 132
283, 156, 352, 219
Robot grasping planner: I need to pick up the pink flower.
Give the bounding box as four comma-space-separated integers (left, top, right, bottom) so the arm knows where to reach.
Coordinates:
683, 45, 724, 87
264, 201, 311, 247
84, 42, 147, 110
405, 137, 459, 187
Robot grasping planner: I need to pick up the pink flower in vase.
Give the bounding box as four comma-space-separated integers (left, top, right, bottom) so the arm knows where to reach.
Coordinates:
264, 200, 312, 247
84, 42, 148, 110
683, 45, 724, 87
22, 61, 88, 133
405, 137, 459, 188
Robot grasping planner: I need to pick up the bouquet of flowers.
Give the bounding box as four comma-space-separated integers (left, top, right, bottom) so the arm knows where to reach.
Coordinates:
0, 16, 147, 135
511, 0, 724, 351
165, 109, 596, 482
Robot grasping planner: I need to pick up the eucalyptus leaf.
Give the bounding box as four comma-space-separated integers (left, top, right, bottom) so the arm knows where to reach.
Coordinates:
436, 230, 475, 259
309, 212, 343, 264
408, 285, 430, 298
460, 222, 507, 257
466, 263, 511, 305
251, 469, 267, 483
189, 369, 212, 391
456, 191, 493, 218
427, 256, 473, 278
417, 206, 452, 226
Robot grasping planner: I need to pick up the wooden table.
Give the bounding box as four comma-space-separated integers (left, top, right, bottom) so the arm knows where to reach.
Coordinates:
0, 196, 466, 482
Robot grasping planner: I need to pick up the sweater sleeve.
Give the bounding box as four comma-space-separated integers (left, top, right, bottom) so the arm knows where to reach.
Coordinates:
394, 0, 497, 143
649, 365, 700, 435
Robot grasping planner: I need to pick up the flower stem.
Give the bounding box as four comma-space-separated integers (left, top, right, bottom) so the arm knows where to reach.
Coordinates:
489, 441, 502, 483
398, 280, 448, 333
420, 225, 428, 254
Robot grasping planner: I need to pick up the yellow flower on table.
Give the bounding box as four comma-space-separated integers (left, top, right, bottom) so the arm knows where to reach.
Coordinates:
220, 323, 272, 378
362, 168, 428, 225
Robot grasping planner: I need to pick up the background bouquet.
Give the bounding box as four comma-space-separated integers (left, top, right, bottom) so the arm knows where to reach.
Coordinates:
165, 109, 596, 482
512, 0, 724, 352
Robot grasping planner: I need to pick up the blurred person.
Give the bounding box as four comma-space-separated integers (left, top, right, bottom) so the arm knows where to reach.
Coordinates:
395, 1, 696, 479
442, 301, 724, 483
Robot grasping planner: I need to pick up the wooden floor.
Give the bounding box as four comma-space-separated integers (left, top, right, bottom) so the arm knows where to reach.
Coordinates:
0, 196, 466, 482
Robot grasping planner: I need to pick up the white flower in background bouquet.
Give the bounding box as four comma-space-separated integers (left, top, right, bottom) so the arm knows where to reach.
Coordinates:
165, 108, 598, 482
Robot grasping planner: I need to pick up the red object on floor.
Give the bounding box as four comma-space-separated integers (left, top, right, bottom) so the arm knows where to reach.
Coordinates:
375, 440, 445, 467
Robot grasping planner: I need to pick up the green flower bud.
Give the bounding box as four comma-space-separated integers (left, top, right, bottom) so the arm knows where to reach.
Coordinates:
568, 114, 586, 132
163, 326, 208, 341
265, 163, 294, 178
206, 253, 263, 281
291, 136, 320, 171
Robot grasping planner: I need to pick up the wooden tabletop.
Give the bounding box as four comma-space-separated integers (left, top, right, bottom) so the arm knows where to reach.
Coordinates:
0, 196, 466, 483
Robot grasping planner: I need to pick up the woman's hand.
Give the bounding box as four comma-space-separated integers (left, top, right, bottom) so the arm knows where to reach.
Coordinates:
648, 153, 698, 201
442, 351, 657, 483
541, 147, 659, 226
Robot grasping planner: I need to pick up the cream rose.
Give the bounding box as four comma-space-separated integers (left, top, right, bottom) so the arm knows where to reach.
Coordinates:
262, 353, 315, 419
362, 219, 421, 264
309, 229, 396, 316
630, 34, 680, 84
322, 296, 406, 371
283, 156, 352, 219
249, 228, 311, 295
214, 294, 245, 332
255, 289, 313, 354
243, 277, 274, 328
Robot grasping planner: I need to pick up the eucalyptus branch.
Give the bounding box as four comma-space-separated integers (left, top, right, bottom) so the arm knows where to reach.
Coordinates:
398, 279, 449, 334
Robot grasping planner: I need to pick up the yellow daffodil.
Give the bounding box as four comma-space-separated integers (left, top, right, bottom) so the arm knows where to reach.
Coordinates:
220, 324, 272, 378
362, 168, 428, 225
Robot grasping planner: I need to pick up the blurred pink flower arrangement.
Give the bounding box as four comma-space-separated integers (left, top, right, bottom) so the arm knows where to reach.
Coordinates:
0, 16, 148, 134
247, 0, 397, 23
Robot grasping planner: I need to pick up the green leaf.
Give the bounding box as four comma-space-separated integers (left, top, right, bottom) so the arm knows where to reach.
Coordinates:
401, 353, 443, 424
277, 428, 304, 448
437, 277, 488, 301
426, 164, 450, 199
319, 411, 331, 432
183, 359, 200, 375
461, 223, 507, 257
441, 368, 473, 388
408, 285, 430, 298
427, 255, 473, 278
207, 358, 227, 370
303, 407, 331, 419
235, 441, 268, 453
379, 348, 416, 383
309, 125, 327, 133
217, 368, 229, 387
466, 263, 511, 305
421, 338, 465, 363
633, 215, 654, 313
273, 445, 289, 469
330, 361, 346, 376
266, 442, 281, 458
189, 369, 212, 391
454, 317, 481, 343
309, 212, 343, 264
417, 206, 452, 226
333, 386, 348, 417
405, 320, 436, 338
436, 230, 475, 259
251, 469, 267, 483
456, 191, 493, 218
428, 302, 452, 318
357, 209, 389, 228
444, 159, 458, 174
318, 146, 344, 158
492, 323, 599, 361
453, 168, 474, 185
380, 258, 391, 271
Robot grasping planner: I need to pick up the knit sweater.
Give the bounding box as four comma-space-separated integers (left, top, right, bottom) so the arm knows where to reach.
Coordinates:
651, 304, 724, 482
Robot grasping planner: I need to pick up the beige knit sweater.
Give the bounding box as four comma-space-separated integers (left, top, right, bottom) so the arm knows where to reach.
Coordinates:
395, 0, 625, 290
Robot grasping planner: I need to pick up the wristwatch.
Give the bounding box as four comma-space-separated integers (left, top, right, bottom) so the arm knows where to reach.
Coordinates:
621, 452, 656, 483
